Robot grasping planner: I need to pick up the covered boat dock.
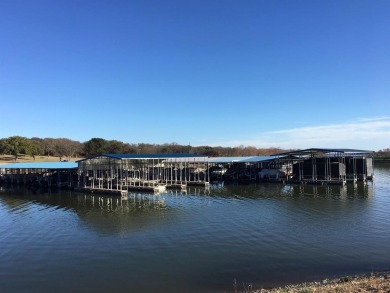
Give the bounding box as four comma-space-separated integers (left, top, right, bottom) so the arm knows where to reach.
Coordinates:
0, 148, 375, 194
76, 153, 209, 195
0, 162, 78, 190
272, 148, 374, 185
208, 156, 278, 182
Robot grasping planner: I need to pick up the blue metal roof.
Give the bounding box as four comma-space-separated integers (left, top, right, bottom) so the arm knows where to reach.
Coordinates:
165, 157, 208, 163
241, 156, 275, 162
208, 156, 252, 163
0, 162, 78, 169
208, 156, 275, 163
273, 148, 374, 156
77, 153, 206, 162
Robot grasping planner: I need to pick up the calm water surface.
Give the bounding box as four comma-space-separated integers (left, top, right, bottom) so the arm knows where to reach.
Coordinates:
1, 163, 390, 292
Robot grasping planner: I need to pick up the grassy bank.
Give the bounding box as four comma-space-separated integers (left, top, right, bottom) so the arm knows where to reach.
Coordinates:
0, 154, 82, 164
236, 271, 390, 293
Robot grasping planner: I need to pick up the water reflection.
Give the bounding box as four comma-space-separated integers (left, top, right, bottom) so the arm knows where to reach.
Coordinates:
205, 181, 373, 199
285, 182, 372, 198
77, 192, 167, 211
75, 193, 174, 234
0, 190, 167, 212
0, 166, 387, 293
0, 181, 374, 218
208, 182, 288, 198
0, 190, 174, 235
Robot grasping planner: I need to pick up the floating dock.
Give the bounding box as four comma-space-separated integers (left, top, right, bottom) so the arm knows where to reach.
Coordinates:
80, 187, 128, 197
122, 183, 167, 193
164, 181, 187, 189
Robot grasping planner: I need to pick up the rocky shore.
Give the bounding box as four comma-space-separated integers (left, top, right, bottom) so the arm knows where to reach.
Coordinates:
238, 271, 390, 293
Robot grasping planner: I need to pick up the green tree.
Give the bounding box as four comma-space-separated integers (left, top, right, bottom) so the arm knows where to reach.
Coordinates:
193, 145, 219, 157
2, 136, 30, 160
137, 143, 158, 153
28, 138, 43, 160
0, 138, 7, 154
106, 140, 126, 154
83, 138, 109, 156
122, 143, 138, 154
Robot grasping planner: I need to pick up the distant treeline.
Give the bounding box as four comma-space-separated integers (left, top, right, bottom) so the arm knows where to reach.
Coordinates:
0, 136, 289, 160
374, 148, 390, 158
374, 148, 390, 162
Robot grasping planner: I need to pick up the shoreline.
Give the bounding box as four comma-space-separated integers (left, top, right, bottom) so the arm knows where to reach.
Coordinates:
242, 270, 390, 293
374, 159, 390, 163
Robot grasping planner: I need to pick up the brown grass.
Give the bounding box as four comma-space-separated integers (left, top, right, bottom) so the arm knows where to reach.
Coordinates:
0, 154, 82, 164
237, 271, 390, 293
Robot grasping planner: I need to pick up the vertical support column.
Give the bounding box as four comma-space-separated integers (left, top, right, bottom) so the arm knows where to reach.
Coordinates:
363, 157, 367, 181
57, 171, 61, 188
299, 158, 303, 183
92, 170, 95, 189
311, 155, 316, 182
325, 157, 329, 182
153, 159, 155, 184
119, 161, 122, 189
185, 160, 188, 184
83, 163, 87, 188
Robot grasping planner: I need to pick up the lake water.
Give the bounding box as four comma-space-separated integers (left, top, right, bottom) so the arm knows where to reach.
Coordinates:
1, 163, 389, 293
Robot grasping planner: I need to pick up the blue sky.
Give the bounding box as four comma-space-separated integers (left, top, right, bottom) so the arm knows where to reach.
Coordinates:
1, 0, 389, 151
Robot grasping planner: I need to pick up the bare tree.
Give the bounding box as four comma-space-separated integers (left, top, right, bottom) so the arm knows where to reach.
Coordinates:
54, 138, 83, 160
42, 138, 57, 157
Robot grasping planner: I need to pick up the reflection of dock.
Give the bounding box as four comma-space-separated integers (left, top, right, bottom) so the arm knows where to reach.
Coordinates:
124, 185, 166, 193
120, 180, 167, 193
288, 179, 346, 186
81, 187, 128, 197
163, 180, 209, 188
187, 181, 210, 187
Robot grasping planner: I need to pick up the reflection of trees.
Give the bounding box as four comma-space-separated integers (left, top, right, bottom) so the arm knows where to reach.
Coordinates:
0, 191, 32, 212
0, 178, 376, 237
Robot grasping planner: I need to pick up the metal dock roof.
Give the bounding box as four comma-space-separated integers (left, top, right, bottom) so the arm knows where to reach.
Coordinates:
273, 148, 374, 156
0, 162, 78, 169
208, 156, 275, 163
77, 153, 207, 162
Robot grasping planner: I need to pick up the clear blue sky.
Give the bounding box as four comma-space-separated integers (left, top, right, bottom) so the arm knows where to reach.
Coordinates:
1, 0, 389, 151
